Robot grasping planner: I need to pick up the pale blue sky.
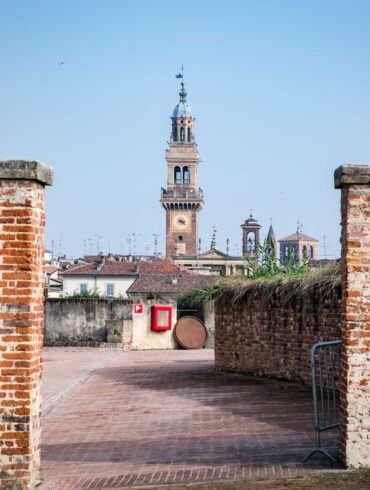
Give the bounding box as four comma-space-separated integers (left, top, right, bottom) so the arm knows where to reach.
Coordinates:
1, 0, 370, 258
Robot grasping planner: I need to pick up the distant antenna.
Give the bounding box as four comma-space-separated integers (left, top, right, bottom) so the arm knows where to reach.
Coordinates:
153, 233, 159, 255
58, 235, 63, 258
131, 233, 141, 256
226, 238, 230, 255
51, 239, 55, 259
127, 235, 133, 255
83, 239, 88, 256
198, 238, 202, 255
94, 234, 102, 255
88, 238, 93, 255
321, 234, 331, 259
296, 220, 303, 234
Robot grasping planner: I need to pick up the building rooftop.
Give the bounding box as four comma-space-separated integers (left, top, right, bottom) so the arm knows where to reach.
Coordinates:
173, 102, 192, 118
127, 271, 216, 295
241, 215, 261, 229
279, 232, 319, 243
62, 257, 183, 277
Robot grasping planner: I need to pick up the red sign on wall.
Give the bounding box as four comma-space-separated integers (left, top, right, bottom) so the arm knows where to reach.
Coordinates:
133, 304, 143, 315
151, 306, 172, 331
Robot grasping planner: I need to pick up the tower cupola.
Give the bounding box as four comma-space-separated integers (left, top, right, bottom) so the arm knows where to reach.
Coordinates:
171, 78, 195, 144
172, 82, 192, 118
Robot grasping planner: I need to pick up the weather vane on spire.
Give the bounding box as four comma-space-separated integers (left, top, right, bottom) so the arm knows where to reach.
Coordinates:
175, 64, 184, 79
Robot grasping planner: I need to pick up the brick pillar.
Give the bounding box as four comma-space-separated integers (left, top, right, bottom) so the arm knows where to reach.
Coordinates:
335, 164, 370, 467
0, 160, 53, 489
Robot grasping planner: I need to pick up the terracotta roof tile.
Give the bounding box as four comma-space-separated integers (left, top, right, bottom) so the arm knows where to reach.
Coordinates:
62, 263, 99, 276
45, 267, 58, 275
62, 255, 218, 295
127, 273, 217, 294
100, 261, 138, 276
279, 232, 318, 242
62, 258, 180, 277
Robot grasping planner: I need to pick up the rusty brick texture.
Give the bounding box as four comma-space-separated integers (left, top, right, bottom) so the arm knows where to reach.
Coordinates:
336, 164, 370, 468
0, 174, 48, 488
214, 288, 341, 385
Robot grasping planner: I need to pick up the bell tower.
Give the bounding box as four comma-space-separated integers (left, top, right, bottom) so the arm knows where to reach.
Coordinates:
241, 215, 262, 258
160, 74, 204, 257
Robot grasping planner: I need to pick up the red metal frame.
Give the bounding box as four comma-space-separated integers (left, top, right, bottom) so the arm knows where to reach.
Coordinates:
151, 305, 172, 331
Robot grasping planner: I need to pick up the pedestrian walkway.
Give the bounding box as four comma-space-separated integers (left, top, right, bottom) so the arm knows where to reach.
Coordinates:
40, 348, 340, 489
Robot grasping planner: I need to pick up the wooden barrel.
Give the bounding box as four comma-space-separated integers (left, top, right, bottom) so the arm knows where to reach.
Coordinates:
174, 316, 207, 349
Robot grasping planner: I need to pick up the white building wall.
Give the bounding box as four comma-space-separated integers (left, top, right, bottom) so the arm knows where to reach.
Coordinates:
63, 277, 96, 296
63, 276, 136, 298
47, 289, 62, 299
132, 300, 178, 350
96, 277, 136, 297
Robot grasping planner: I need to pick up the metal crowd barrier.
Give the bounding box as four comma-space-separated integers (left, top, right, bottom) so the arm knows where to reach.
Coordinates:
303, 339, 342, 463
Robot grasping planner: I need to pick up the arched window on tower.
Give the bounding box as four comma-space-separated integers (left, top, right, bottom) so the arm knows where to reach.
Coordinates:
183, 166, 190, 184
302, 245, 307, 259
309, 246, 314, 259
284, 245, 289, 257
174, 166, 181, 184
187, 127, 191, 142
173, 124, 178, 142
247, 232, 256, 252
180, 127, 185, 142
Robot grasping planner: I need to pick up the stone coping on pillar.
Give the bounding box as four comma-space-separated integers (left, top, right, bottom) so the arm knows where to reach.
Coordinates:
0, 159, 53, 186
334, 164, 370, 188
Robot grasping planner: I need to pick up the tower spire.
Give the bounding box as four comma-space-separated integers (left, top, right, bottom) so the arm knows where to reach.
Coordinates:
266, 223, 277, 256
211, 226, 217, 250
175, 65, 187, 103
179, 82, 187, 103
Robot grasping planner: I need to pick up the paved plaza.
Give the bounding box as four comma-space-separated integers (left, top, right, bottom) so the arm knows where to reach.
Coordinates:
40, 348, 340, 489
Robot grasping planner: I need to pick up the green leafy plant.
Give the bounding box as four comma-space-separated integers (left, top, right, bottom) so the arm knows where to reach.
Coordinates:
66, 288, 102, 299
281, 247, 310, 275
178, 278, 226, 307
178, 241, 332, 309
257, 240, 279, 277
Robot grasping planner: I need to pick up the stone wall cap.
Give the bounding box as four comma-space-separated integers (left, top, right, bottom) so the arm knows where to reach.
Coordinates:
334, 164, 370, 188
0, 159, 53, 186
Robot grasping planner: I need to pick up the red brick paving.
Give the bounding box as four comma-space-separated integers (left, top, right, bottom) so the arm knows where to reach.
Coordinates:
40, 349, 341, 489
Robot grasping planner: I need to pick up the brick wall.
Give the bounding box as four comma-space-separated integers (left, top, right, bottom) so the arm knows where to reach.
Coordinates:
335, 165, 370, 467
215, 282, 341, 384
0, 161, 52, 489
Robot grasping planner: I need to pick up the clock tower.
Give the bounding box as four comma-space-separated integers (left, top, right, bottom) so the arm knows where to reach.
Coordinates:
160, 76, 204, 257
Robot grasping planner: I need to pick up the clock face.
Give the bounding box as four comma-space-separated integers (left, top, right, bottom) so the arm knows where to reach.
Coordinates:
171, 213, 191, 232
